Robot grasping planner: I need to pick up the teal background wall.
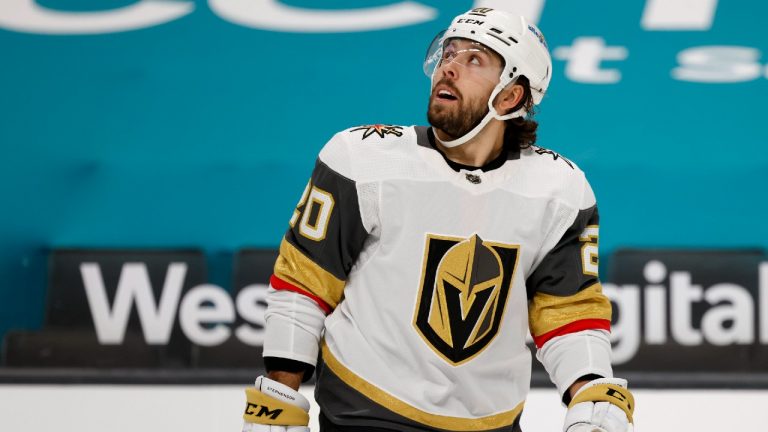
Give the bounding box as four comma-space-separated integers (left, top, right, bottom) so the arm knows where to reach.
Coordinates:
1, 1, 767, 339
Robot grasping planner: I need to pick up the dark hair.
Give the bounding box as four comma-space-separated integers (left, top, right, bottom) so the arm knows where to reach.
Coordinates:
480, 47, 539, 150
504, 76, 538, 150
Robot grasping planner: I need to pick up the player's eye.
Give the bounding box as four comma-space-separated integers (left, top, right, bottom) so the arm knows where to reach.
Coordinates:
469, 55, 481, 66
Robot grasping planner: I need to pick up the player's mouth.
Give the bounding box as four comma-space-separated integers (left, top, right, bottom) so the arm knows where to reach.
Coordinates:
433, 85, 460, 103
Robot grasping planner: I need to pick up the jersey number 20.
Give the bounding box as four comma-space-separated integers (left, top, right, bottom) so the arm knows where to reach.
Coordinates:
290, 180, 335, 241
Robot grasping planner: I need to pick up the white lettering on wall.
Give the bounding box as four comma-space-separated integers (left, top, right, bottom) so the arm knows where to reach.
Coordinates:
673, 46, 764, 83
80, 262, 186, 344
602, 283, 640, 364
80, 259, 768, 359
701, 283, 754, 345
80, 262, 270, 346
553, 37, 628, 83
179, 284, 235, 346
235, 284, 269, 345
0, 0, 194, 35
208, 0, 436, 33
643, 260, 668, 344
0, 0, 729, 35
644, 286, 667, 344
642, 0, 719, 30
607, 260, 768, 364
670, 271, 704, 345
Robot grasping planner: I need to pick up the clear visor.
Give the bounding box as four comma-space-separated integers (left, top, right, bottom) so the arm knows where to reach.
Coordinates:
423, 31, 504, 84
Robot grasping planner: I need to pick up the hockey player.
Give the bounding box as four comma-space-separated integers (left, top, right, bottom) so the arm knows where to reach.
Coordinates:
242, 8, 634, 432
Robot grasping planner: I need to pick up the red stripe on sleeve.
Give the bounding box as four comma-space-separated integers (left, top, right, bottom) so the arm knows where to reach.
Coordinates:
533, 318, 611, 348
269, 274, 333, 314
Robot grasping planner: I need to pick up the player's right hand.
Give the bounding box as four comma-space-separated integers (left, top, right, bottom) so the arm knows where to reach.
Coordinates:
563, 378, 634, 432
241, 376, 310, 432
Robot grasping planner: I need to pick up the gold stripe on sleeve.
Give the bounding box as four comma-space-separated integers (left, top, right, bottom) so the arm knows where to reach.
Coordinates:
273, 238, 345, 309
528, 283, 612, 337
321, 342, 524, 431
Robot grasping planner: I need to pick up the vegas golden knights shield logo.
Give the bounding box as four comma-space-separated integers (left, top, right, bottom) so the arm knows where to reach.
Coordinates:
414, 234, 519, 365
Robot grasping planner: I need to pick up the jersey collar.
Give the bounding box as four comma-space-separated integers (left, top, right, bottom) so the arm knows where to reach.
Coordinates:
414, 126, 520, 173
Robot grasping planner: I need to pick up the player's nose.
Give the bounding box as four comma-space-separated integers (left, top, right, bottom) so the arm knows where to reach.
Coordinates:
440, 59, 460, 80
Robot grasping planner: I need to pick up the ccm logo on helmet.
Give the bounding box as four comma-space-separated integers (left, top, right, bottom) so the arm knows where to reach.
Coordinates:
244, 402, 283, 420
456, 18, 484, 26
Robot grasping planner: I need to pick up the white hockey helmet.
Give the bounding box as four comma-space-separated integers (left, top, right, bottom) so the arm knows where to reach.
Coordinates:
424, 8, 553, 147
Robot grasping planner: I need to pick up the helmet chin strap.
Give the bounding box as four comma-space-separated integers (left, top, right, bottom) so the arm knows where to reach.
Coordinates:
433, 110, 495, 148
433, 79, 525, 149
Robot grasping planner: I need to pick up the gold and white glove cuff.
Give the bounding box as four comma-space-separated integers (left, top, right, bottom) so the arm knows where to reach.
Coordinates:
243, 376, 310, 426
564, 378, 634, 432
569, 378, 633, 423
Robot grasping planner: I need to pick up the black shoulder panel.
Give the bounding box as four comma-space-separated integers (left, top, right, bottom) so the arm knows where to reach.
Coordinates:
284, 158, 369, 281
526, 205, 600, 298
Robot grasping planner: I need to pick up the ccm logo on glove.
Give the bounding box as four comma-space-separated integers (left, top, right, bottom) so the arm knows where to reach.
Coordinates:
244, 402, 283, 420
605, 388, 631, 411
243, 385, 310, 426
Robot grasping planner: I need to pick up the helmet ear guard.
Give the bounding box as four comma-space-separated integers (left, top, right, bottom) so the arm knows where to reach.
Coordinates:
488, 76, 523, 120
425, 8, 552, 148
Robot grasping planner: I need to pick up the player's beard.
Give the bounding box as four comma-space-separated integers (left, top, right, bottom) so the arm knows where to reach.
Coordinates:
427, 80, 490, 139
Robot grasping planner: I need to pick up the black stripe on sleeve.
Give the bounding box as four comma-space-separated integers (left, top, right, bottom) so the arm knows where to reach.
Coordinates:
284, 158, 369, 281
526, 206, 600, 299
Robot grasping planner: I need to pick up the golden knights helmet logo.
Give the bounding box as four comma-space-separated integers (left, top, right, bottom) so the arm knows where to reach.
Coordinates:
414, 234, 519, 365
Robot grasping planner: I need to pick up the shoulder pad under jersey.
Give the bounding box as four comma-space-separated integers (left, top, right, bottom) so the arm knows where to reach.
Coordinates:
345, 124, 407, 142
526, 145, 577, 170
518, 145, 595, 210
319, 124, 413, 181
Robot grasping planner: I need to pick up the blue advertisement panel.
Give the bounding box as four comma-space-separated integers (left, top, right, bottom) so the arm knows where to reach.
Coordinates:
1, 1, 767, 378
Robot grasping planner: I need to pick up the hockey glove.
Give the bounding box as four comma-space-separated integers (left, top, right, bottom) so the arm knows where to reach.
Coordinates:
242, 376, 310, 432
563, 378, 634, 432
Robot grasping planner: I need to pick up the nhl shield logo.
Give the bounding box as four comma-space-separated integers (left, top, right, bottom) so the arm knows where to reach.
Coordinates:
414, 234, 519, 365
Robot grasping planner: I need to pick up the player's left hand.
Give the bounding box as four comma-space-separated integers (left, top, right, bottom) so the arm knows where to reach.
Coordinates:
241, 376, 310, 432
563, 378, 634, 432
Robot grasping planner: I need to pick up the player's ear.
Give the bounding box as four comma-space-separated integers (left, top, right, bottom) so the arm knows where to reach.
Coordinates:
495, 83, 525, 114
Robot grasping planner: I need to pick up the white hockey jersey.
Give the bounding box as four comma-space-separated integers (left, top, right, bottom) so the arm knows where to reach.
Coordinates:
264, 125, 613, 431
